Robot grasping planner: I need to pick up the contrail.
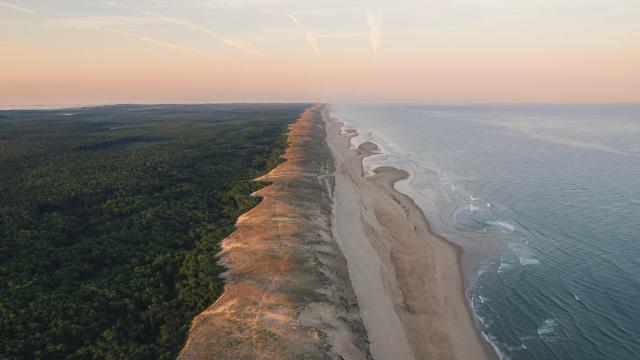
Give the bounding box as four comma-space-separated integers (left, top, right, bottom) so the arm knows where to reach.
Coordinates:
223, 37, 264, 57
105, 1, 263, 57
42, 17, 217, 58
288, 14, 319, 55
366, 9, 381, 53
0, 1, 34, 14
101, 27, 216, 58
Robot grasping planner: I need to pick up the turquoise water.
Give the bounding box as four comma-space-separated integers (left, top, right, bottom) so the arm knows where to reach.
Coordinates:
332, 104, 640, 359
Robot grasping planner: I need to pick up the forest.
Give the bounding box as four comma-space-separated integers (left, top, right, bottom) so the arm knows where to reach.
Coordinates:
0, 104, 308, 359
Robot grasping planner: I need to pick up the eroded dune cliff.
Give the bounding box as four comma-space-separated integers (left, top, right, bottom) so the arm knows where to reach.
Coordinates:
179, 105, 371, 360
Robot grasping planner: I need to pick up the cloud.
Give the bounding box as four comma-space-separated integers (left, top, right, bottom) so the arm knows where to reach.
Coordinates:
366, 9, 381, 53
223, 37, 264, 57
105, 1, 263, 56
43, 17, 158, 30
101, 27, 216, 58
0, 1, 34, 14
205, 0, 290, 8
318, 32, 367, 39
288, 14, 319, 54
43, 18, 216, 58
289, 7, 360, 17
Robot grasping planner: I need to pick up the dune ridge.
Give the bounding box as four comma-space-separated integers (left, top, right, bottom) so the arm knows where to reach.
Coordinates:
179, 105, 371, 360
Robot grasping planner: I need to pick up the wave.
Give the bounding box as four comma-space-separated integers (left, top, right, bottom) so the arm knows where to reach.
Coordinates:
498, 257, 514, 273
519, 256, 541, 266
489, 221, 516, 232
570, 291, 582, 302
506, 240, 541, 266
481, 331, 511, 360
537, 319, 558, 336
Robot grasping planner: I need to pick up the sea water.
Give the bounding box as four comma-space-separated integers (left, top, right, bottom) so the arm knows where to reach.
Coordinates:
331, 104, 640, 360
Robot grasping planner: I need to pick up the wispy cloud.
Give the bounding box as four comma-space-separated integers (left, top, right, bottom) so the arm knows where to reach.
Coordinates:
223, 37, 264, 57
0, 1, 34, 14
106, 1, 263, 56
318, 32, 367, 39
43, 17, 157, 30
288, 14, 319, 54
366, 9, 381, 53
43, 18, 216, 58
200, 0, 292, 9
101, 27, 216, 58
288, 7, 360, 17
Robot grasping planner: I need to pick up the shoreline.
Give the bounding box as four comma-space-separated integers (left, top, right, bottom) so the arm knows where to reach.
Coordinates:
324, 106, 497, 359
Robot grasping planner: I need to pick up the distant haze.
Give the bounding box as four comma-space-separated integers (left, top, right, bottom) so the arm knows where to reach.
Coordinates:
1, 0, 639, 105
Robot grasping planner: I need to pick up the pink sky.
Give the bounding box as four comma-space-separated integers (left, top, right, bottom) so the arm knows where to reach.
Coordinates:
1, 0, 639, 105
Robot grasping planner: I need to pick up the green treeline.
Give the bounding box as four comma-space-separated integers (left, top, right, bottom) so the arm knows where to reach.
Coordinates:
0, 104, 307, 359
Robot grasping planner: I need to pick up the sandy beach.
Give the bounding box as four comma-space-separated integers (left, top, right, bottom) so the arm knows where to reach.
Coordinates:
324, 107, 496, 360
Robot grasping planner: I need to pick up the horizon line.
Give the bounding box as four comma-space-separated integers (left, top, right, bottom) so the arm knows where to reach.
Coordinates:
2, 100, 640, 111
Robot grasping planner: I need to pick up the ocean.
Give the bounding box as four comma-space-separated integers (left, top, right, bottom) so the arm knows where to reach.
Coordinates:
331, 104, 640, 360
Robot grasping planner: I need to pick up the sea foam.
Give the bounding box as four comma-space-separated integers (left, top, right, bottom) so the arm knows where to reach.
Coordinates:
489, 221, 516, 232
537, 319, 558, 336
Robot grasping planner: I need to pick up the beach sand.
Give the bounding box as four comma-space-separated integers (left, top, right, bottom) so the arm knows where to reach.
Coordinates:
324, 107, 496, 360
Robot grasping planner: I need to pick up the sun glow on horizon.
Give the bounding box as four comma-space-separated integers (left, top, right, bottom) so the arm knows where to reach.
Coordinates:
1, 0, 639, 105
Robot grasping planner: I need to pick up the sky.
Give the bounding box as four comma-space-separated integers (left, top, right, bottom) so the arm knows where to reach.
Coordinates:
1, 0, 639, 106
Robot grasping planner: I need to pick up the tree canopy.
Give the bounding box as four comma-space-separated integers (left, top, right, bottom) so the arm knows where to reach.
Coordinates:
0, 104, 307, 359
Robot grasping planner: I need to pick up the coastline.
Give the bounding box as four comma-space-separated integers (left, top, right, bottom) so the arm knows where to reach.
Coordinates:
178, 103, 497, 359
324, 106, 497, 360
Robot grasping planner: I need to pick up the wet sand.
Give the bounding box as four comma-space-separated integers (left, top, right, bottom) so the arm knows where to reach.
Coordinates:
324, 107, 497, 360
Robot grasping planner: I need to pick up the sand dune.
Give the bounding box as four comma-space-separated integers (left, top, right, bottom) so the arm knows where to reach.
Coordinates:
179, 105, 371, 360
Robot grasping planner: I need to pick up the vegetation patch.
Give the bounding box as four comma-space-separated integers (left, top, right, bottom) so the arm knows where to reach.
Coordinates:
0, 104, 308, 359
